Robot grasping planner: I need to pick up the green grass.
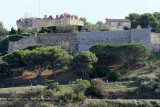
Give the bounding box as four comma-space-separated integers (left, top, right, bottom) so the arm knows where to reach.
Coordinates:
0, 86, 45, 93
107, 81, 139, 92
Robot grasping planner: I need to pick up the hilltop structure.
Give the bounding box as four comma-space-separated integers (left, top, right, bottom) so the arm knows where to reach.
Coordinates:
16, 13, 84, 30
102, 18, 131, 29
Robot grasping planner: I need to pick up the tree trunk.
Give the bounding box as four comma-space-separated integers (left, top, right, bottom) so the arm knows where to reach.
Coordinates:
53, 68, 57, 79
36, 71, 41, 78
126, 54, 129, 69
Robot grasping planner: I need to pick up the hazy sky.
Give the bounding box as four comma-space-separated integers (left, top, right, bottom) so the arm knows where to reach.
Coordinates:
0, 0, 160, 30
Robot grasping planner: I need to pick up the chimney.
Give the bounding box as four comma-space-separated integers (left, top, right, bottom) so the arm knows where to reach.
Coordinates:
44, 15, 48, 19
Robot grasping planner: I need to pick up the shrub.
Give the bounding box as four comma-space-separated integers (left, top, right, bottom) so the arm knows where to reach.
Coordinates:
46, 82, 61, 91
0, 63, 9, 77
59, 91, 86, 103
138, 75, 159, 92
86, 101, 108, 107
72, 79, 91, 94
90, 78, 108, 97
108, 71, 121, 81
90, 67, 110, 78
24, 88, 45, 99
44, 89, 55, 97
22, 44, 45, 51
8, 34, 23, 41
21, 33, 31, 36
42, 103, 49, 107
56, 24, 78, 33
149, 65, 159, 71
138, 74, 159, 82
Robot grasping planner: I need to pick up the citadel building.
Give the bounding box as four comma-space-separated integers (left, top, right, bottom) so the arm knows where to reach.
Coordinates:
16, 13, 84, 30
102, 19, 131, 29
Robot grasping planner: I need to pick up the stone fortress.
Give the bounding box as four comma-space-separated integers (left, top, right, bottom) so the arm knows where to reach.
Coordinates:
16, 13, 84, 30
8, 28, 160, 53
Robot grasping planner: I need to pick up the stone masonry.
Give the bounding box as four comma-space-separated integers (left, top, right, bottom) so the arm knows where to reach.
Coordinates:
8, 28, 160, 53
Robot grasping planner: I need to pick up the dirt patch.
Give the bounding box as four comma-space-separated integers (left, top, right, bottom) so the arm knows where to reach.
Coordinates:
14, 70, 80, 81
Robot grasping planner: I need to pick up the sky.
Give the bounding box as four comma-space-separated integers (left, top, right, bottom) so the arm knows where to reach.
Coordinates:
0, 0, 160, 30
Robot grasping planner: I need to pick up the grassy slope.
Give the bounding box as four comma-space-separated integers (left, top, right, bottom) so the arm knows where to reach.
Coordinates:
0, 53, 160, 94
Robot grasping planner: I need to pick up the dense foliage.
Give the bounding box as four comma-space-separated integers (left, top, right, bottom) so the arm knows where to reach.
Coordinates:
90, 44, 150, 68
0, 38, 9, 55
70, 52, 98, 79
126, 12, 160, 32
8, 34, 24, 41
0, 22, 8, 36
108, 71, 121, 81
90, 78, 108, 97
46, 82, 61, 91
90, 66, 110, 78
2, 45, 71, 78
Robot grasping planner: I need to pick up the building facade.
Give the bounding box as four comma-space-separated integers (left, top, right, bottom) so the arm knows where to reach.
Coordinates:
16, 13, 84, 30
102, 19, 131, 29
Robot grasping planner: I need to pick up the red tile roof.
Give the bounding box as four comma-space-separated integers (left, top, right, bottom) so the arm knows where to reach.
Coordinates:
106, 19, 131, 22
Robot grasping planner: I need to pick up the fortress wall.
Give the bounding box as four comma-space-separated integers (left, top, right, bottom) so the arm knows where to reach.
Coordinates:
8, 29, 156, 53
76, 30, 131, 52
131, 28, 152, 51
8, 35, 37, 53
151, 33, 160, 52
38, 33, 78, 53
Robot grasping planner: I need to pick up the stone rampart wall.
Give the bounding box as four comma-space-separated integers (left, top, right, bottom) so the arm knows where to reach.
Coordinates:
8, 35, 37, 53
8, 28, 160, 53
131, 28, 152, 51
151, 33, 160, 52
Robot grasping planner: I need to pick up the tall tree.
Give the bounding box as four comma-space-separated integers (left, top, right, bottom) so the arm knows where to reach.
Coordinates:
2, 50, 25, 78
43, 46, 72, 79
96, 21, 103, 26
125, 13, 140, 28
21, 49, 50, 78
119, 44, 150, 69
79, 17, 90, 26
10, 27, 16, 35
0, 22, 8, 36
153, 12, 160, 20
70, 52, 98, 79
139, 13, 159, 32
73, 15, 78, 20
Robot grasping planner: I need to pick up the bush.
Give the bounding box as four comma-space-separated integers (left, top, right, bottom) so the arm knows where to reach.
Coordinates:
90, 78, 108, 97
0, 38, 9, 55
86, 101, 108, 107
56, 24, 78, 33
72, 79, 91, 93
8, 34, 23, 41
138, 75, 159, 92
21, 33, 31, 36
22, 44, 45, 51
46, 82, 61, 91
0, 63, 9, 77
24, 88, 45, 99
59, 91, 86, 103
108, 71, 121, 81
149, 65, 159, 71
90, 67, 110, 78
